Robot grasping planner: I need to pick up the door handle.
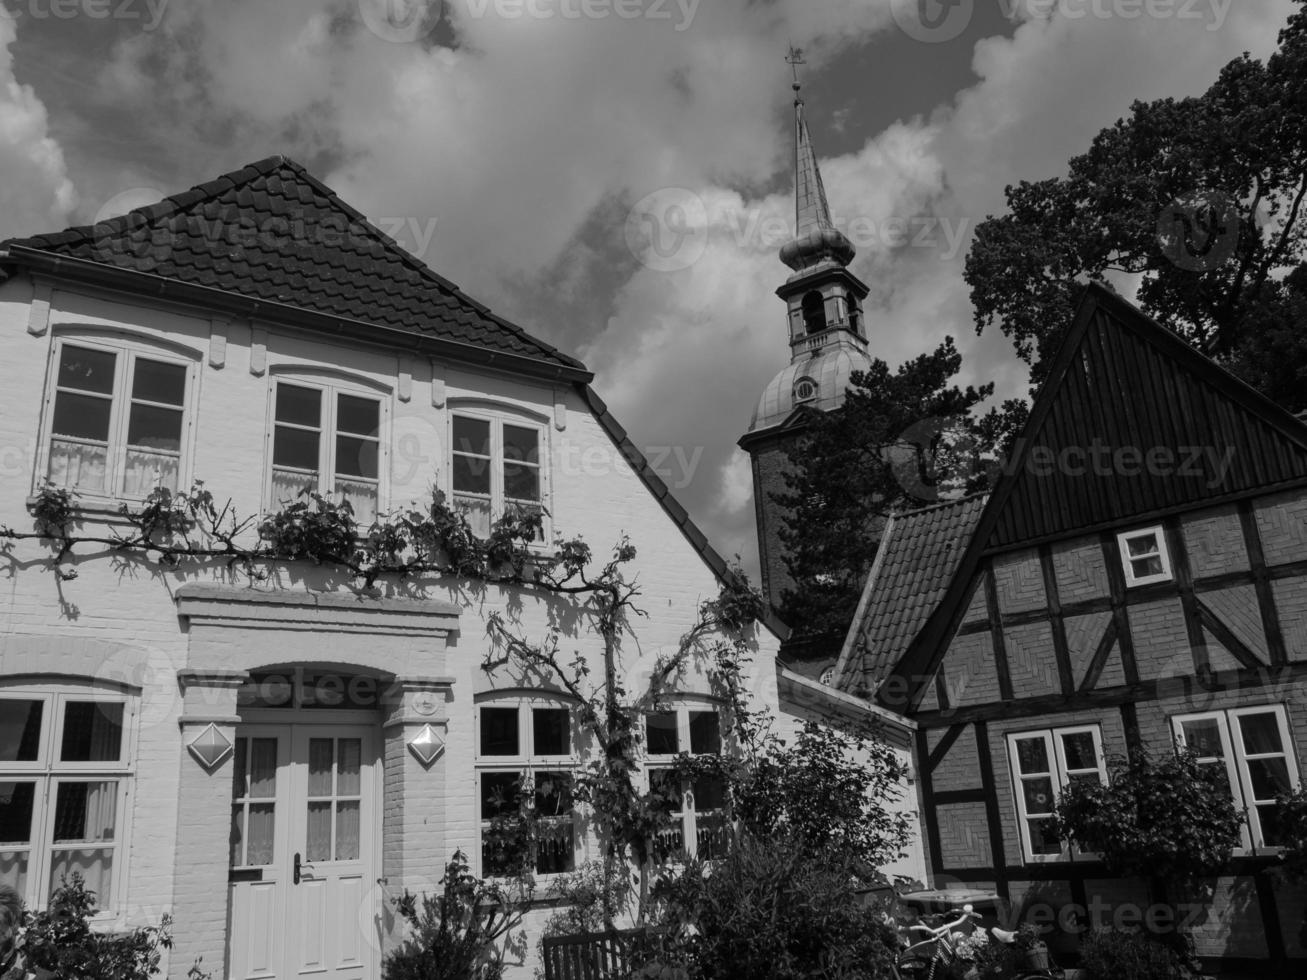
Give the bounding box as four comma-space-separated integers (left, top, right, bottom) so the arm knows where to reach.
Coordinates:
294, 852, 303, 885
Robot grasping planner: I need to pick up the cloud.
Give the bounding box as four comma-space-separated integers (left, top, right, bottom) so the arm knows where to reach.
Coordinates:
17, 0, 1300, 587
0, 15, 74, 240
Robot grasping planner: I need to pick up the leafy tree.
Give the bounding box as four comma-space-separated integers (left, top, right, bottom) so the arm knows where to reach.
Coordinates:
1050, 751, 1244, 885
775, 338, 998, 638
967, 0, 1307, 410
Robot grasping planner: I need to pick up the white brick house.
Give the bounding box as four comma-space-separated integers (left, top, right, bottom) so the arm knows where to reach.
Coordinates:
0, 156, 811, 980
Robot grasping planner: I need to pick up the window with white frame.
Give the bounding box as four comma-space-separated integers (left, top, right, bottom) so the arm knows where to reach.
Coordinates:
645, 706, 727, 860
1117, 526, 1173, 587
1007, 726, 1106, 862
42, 338, 195, 499
269, 380, 384, 523
450, 413, 546, 540
1173, 705, 1300, 851
0, 688, 133, 912
476, 701, 577, 877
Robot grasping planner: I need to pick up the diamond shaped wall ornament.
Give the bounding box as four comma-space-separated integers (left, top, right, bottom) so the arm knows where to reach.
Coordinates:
408, 724, 445, 766
187, 723, 234, 771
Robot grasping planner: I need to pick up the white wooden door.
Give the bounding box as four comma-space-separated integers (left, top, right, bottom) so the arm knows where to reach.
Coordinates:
227, 724, 380, 980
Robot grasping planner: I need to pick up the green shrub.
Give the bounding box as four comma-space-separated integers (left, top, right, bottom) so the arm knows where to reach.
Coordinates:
1077, 928, 1198, 980
2, 874, 198, 980
1050, 750, 1243, 883
1272, 786, 1307, 882
646, 833, 899, 980
382, 852, 526, 980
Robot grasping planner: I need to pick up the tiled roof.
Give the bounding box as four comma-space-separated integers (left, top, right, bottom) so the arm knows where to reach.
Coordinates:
2, 156, 584, 374
832, 493, 987, 696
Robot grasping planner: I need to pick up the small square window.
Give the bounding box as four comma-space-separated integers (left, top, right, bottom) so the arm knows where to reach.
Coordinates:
1117, 526, 1173, 587
479, 708, 520, 757
532, 709, 570, 757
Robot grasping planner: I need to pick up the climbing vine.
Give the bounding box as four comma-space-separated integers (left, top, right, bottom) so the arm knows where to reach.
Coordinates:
2, 481, 768, 923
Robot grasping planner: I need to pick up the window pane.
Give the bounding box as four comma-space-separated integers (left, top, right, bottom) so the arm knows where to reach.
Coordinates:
480, 708, 520, 757
335, 434, 379, 480
535, 772, 573, 816
271, 468, 317, 506
1239, 713, 1286, 756
1258, 803, 1287, 847
1130, 555, 1165, 578
246, 803, 275, 866
503, 425, 539, 465
132, 359, 186, 406
248, 739, 277, 799
454, 496, 492, 537
126, 404, 183, 451
453, 416, 490, 457
306, 802, 332, 862
1028, 818, 1061, 855
689, 712, 721, 755
273, 425, 321, 470
275, 384, 322, 426
646, 713, 679, 755
335, 801, 360, 861
1015, 737, 1049, 775
337, 740, 361, 797
52, 392, 112, 441
0, 782, 36, 844
49, 849, 112, 904
1182, 719, 1225, 758
60, 702, 124, 763
0, 700, 44, 762
52, 781, 117, 842
503, 462, 540, 502
229, 806, 245, 868
480, 772, 523, 820
47, 439, 107, 492
336, 394, 379, 437
1247, 758, 1292, 802
0, 850, 28, 900
231, 739, 248, 798
58, 346, 116, 394
308, 740, 334, 797
536, 817, 574, 875
1061, 732, 1097, 772
693, 776, 725, 812
649, 769, 683, 809
532, 709, 570, 757
1126, 534, 1160, 558
1021, 778, 1056, 817
453, 454, 491, 495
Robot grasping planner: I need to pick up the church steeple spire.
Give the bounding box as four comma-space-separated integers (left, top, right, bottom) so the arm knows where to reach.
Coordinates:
780, 48, 855, 274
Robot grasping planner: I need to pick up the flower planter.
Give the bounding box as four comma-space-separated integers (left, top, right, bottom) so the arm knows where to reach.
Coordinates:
1023, 942, 1051, 971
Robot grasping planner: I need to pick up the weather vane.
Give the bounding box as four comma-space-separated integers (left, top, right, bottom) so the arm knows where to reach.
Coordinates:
786, 45, 806, 92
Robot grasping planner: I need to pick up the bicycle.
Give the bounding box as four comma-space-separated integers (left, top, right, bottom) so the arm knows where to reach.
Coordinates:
891, 904, 1061, 980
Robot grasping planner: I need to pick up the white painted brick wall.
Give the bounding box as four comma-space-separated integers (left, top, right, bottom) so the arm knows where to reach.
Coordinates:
0, 276, 785, 979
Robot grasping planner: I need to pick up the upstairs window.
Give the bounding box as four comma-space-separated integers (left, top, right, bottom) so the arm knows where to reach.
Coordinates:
1007, 726, 1106, 863
0, 688, 133, 913
1118, 526, 1172, 587
451, 413, 546, 540
43, 339, 193, 499
793, 377, 818, 405
646, 706, 727, 860
270, 381, 383, 524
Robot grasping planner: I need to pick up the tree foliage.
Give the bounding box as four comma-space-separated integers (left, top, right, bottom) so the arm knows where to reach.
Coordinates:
775, 338, 1000, 637
1050, 751, 1244, 884
966, 0, 1307, 409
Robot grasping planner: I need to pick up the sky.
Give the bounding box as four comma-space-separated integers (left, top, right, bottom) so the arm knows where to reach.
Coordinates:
0, 0, 1297, 581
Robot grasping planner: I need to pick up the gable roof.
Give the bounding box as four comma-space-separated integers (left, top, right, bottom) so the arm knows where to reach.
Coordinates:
874, 283, 1307, 710
986, 285, 1307, 552
831, 493, 986, 696
2, 156, 587, 380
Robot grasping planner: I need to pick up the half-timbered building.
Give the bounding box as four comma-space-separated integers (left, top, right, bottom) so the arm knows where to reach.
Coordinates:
834, 283, 1307, 970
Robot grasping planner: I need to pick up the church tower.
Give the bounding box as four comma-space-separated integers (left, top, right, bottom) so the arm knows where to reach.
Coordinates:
739, 56, 873, 617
